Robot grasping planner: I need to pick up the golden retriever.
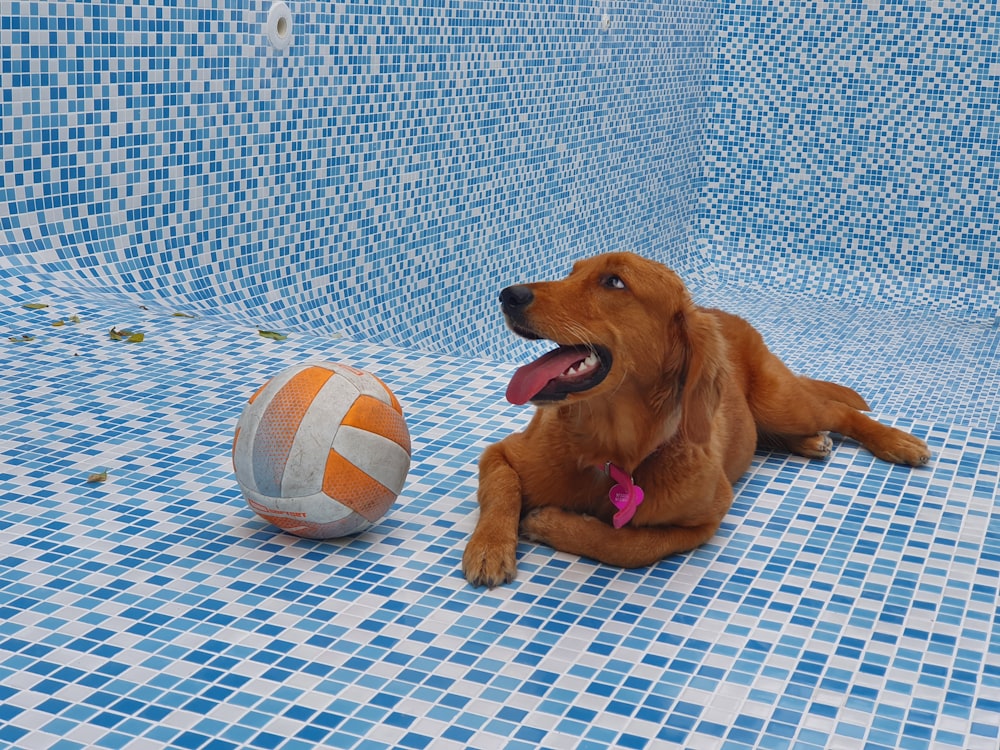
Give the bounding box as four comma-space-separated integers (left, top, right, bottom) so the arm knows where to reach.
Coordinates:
463, 252, 930, 587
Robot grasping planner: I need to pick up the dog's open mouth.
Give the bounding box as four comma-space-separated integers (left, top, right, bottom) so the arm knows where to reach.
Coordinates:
506, 344, 612, 405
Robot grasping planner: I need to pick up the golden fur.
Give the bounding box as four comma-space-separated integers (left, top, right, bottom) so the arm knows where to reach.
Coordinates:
463, 252, 930, 587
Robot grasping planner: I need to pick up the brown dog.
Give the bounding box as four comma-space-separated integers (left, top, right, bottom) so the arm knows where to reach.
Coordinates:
462, 252, 930, 587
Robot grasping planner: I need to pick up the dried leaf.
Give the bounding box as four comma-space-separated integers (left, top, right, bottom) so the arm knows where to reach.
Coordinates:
87, 470, 108, 483
51, 320, 65, 327
172, 312, 196, 319
8, 334, 35, 343
69, 315, 81, 324
110, 327, 145, 343
22, 303, 49, 310
109, 327, 126, 341
257, 329, 288, 341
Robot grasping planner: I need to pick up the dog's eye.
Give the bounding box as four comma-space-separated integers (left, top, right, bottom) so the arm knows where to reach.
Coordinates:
602, 275, 626, 290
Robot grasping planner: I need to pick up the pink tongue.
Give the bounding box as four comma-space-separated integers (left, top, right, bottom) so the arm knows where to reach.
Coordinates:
506, 347, 588, 405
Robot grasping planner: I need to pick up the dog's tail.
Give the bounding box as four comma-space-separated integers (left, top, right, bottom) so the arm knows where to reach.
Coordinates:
804, 377, 871, 412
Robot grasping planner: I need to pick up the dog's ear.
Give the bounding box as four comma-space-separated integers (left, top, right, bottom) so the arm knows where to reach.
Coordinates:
678, 309, 725, 444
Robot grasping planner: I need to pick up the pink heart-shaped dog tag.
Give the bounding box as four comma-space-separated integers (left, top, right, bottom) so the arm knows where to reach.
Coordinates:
609, 480, 644, 529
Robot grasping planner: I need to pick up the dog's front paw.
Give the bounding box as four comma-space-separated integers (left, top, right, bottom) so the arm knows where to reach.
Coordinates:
462, 533, 518, 588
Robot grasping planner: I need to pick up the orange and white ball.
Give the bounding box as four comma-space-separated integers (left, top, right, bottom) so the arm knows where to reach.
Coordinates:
232, 361, 411, 538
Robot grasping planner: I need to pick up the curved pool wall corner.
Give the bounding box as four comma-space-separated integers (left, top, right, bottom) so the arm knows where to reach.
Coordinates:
2, 0, 716, 359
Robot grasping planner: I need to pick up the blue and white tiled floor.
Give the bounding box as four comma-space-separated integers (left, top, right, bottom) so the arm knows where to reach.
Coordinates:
0, 280, 997, 750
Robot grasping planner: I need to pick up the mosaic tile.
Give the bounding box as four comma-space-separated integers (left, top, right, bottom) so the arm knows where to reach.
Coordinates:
1, 0, 711, 360
702, 0, 1000, 317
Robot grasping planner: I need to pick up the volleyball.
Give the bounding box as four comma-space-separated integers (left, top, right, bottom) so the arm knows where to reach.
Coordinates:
232, 361, 411, 539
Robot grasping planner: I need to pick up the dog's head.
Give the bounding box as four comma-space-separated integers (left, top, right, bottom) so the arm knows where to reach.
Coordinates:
501, 251, 723, 442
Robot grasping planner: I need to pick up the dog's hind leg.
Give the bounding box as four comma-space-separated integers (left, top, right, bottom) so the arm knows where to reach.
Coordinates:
803, 377, 870, 411
819, 400, 931, 466
748, 355, 930, 467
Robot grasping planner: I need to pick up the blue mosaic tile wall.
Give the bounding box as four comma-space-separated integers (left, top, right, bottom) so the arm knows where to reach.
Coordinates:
702, 0, 1000, 317
1, 0, 713, 358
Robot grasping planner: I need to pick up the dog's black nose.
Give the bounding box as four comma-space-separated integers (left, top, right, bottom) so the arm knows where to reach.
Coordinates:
500, 285, 533, 311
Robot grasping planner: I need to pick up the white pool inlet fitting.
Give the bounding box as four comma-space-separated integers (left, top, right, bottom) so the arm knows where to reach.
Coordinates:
267, 1, 293, 51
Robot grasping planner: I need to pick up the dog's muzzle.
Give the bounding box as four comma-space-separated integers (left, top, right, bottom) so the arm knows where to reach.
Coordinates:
498, 284, 613, 405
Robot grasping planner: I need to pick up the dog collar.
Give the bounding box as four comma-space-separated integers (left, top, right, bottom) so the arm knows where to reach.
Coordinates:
604, 462, 645, 528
